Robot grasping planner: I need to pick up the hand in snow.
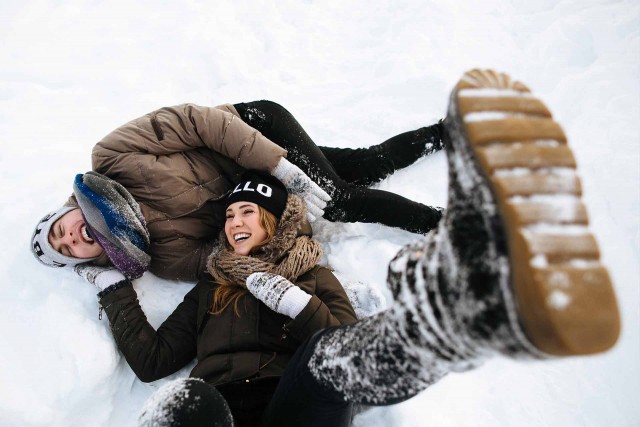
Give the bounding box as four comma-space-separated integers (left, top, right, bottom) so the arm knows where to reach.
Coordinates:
271, 158, 331, 222
74, 264, 127, 291
246, 272, 311, 319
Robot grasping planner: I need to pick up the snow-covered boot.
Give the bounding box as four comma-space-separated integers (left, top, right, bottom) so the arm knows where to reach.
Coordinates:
440, 68, 620, 356
354, 121, 446, 186
307, 69, 620, 405
320, 121, 445, 187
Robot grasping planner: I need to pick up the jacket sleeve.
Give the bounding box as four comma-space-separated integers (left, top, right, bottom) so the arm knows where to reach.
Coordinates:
99, 282, 200, 383
92, 103, 286, 174
185, 104, 287, 171
148, 237, 214, 282
284, 267, 358, 342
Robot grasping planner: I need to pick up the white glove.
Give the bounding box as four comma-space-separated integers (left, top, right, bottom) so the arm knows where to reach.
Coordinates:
246, 272, 311, 319
74, 265, 127, 291
272, 158, 331, 222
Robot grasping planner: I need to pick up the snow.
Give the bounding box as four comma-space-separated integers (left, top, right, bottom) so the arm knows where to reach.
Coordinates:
137, 379, 193, 427
1, 0, 638, 426
547, 289, 572, 310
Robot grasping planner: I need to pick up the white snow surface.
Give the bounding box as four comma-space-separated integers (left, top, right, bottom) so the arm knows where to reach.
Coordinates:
1, 1, 638, 426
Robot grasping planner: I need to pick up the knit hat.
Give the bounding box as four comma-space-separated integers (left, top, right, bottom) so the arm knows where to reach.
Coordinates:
225, 171, 288, 218
31, 205, 97, 268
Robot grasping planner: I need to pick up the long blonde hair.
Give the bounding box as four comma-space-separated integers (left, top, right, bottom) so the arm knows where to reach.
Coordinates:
209, 206, 278, 316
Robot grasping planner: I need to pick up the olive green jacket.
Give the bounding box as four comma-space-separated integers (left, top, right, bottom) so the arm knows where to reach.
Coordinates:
100, 266, 357, 385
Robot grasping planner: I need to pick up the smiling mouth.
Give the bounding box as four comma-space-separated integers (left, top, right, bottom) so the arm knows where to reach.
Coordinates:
80, 224, 95, 244
233, 233, 251, 243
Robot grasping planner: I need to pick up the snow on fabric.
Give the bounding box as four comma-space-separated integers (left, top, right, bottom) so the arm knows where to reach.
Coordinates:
0, 0, 638, 426
137, 379, 192, 427
73, 172, 151, 279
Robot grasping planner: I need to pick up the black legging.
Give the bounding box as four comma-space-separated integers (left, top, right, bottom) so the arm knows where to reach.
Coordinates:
136, 331, 355, 427
233, 101, 444, 234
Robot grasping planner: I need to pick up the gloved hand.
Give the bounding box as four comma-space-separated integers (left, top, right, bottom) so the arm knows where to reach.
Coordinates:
246, 272, 312, 319
271, 158, 331, 222
74, 264, 127, 291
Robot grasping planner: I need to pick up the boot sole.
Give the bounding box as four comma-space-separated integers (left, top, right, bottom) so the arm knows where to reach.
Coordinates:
450, 69, 620, 356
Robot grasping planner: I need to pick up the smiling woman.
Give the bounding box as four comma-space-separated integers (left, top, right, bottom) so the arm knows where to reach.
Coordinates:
212, 171, 307, 316
225, 203, 271, 256
98, 169, 358, 426
223, 172, 287, 256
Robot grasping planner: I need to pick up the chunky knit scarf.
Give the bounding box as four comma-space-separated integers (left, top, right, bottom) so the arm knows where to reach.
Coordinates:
207, 195, 322, 287
73, 172, 151, 279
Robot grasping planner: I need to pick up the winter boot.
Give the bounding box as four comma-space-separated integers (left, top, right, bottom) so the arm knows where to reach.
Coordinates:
320, 121, 446, 187
442, 68, 620, 356
306, 69, 620, 405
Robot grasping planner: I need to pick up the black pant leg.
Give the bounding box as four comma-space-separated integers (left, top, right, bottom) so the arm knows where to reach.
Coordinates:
233, 101, 442, 234
319, 123, 445, 187
217, 378, 280, 427
262, 329, 353, 427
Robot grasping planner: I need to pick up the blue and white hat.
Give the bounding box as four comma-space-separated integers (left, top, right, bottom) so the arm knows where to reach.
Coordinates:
31, 205, 97, 268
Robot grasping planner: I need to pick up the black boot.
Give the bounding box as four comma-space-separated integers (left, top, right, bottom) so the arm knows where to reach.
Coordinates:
306, 69, 620, 405
320, 121, 446, 187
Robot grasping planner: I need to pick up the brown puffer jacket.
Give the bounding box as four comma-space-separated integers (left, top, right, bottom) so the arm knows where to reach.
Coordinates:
91, 103, 287, 281
100, 266, 357, 385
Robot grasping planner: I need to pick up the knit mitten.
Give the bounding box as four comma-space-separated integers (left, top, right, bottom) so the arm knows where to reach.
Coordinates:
246, 272, 312, 319
74, 265, 127, 291
272, 158, 331, 222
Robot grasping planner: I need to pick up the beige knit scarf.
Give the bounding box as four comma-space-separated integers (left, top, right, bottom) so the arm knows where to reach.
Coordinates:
207, 195, 322, 287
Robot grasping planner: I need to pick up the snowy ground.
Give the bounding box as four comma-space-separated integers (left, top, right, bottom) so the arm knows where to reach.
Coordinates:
1, 1, 638, 426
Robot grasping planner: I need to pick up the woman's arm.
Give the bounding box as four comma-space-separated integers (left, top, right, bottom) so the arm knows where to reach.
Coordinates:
246, 267, 357, 343
283, 267, 358, 342
99, 281, 200, 382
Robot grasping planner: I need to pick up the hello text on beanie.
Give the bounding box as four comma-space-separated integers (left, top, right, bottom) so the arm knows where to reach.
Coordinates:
225, 171, 288, 218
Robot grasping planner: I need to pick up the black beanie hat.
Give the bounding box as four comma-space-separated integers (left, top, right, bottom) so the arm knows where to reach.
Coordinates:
225, 171, 288, 218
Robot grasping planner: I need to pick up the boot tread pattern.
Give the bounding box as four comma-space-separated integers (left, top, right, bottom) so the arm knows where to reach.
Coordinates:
454, 69, 620, 355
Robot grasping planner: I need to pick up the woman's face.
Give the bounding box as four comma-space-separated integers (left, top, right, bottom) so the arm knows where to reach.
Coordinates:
48, 208, 104, 259
224, 202, 268, 256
